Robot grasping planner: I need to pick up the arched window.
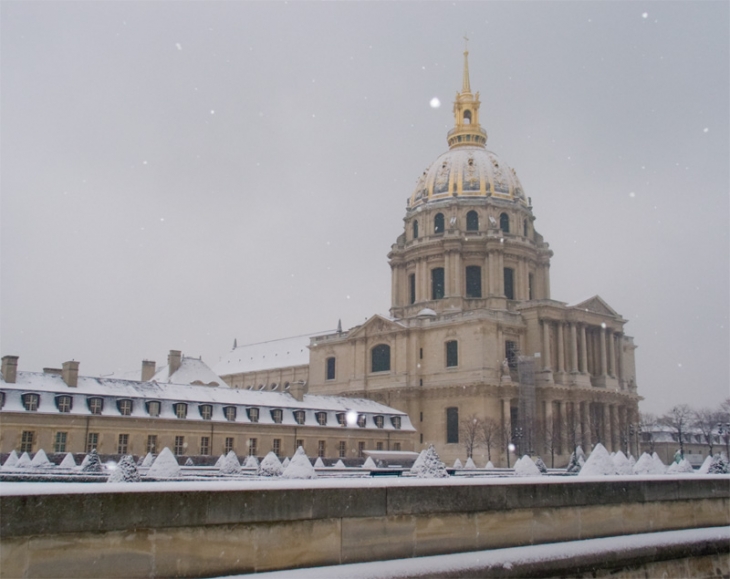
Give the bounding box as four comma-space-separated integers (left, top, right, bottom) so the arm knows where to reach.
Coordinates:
499, 212, 510, 233
21, 393, 39, 412
463, 110, 472, 124
247, 407, 259, 423
55, 395, 72, 413
88, 397, 103, 415
270, 408, 283, 423
374, 415, 385, 429
413, 220, 419, 239
446, 407, 459, 443
326, 357, 336, 380
466, 210, 479, 231
224, 406, 237, 421
434, 213, 445, 234
173, 403, 187, 419
466, 265, 482, 298
431, 267, 445, 300
117, 399, 133, 416
199, 404, 212, 420
146, 400, 160, 417
293, 410, 306, 425
371, 344, 391, 373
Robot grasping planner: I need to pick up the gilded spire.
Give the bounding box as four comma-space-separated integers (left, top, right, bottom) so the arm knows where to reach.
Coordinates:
448, 40, 487, 149
462, 35, 471, 94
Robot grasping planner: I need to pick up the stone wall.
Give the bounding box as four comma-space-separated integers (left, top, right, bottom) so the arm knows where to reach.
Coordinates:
1, 477, 728, 578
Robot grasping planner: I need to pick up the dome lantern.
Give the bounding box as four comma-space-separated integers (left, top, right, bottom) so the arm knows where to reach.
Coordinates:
447, 44, 487, 149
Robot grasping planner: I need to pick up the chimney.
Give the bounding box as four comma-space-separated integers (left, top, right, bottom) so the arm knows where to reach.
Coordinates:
1, 355, 18, 384
62, 360, 79, 387
168, 350, 182, 378
290, 381, 306, 402
141, 360, 156, 382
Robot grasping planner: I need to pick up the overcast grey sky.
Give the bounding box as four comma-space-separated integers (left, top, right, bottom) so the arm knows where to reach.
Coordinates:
2, 2, 728, 414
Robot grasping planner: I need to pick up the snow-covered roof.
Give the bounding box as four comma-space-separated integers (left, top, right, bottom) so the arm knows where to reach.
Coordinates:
153, 356, 225, 386
215, 333, 327, 376
0, 371, 414, 431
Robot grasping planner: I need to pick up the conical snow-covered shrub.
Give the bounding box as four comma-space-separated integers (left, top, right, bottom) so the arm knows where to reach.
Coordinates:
107, 455, 141, 483
666, 458, 694, 474
2, 450, 19, 469
566, 451, 582, 474
59, 452, 77, 469
82, 449, 103, 473
708, 454, 729, 474
184, 457, 194, 466
314, 457, 325, 468
698, 454, 713, 474
282, 457, 291, 468
258, 452, 283, 477
244, 455, 259, 468
534, 456, 548, 474
485, 460, 494, 469
651, 452, 667, 474
633, 453, 665, 475
413, 445, 449, 479
465, 457, 476, 469
16, 452, 32, 468
30, 449, 53, 468
333, 459, 346, 468
362, 456, 377, 469
141, 452, 155, 467
628, 454, 636, 467
514, 455, 542, 477
147, 447, 181, 479
578, 444, 617, 476
219, 451, 242, 475
282, 447, 316, 479
214, 454, 225, 468
410, 450, 426, 474
453, 458, 463, 469
612, 450, 633, 475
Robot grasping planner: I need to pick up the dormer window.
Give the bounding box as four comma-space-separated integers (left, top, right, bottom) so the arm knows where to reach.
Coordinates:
374, 415, 385, 429
391, 416, 402, 430
88, 397, 103, 415
224, 406, 237, 422
146, 400, 160, 417
247, 407, 259, 423
336, 412, 346, 426
271, 408, 283, 423
316, 411, 327, 426
199, 404, 212, 420
293, 410, 306, 425
22, 393, 40, 412
357, 414, 367, 428
117, 399, 133, 416
55, 395, 72, 413
174, 403, 188, 419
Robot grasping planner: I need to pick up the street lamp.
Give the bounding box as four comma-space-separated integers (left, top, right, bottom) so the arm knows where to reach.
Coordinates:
507, 443, 515, 468
514, 427, 524, 457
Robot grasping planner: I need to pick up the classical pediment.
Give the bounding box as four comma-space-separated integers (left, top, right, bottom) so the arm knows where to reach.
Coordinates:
571, 295, 620, 318
347, 315, 403, 339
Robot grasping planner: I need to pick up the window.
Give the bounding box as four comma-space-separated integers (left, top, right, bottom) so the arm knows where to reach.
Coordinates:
273, 438, 281, 457
200, 436, 210, 455
528, 273, 534, 300
316, 411, 327, 426
225, 437, 234, 454
393, 442, 401, 451
446, 407, 459, 443
199, 404, 212, 420
336, 412, 346, 426
446, 340, 458, 367
466, 266, 482, 298
371, 344, 391, 372
506, 340, 519, 369
463, 109, 472, 124
146, 400, 160, 417
391, 416, 402, 429
431, 267, 445, 300
376, 441, 384, 451
504, 267, 514, 300
147, 435, 157, 454
434, 213, 445, 234
118, 434, 129, 454
466, 210, 479, 231
357, 414, 367, 428
174, 436, 185, 455
296, 439, 304, 451
54, 432, 67, 453
224, 406, 237, 421
326, 357, 336, 380
248, 438, 257, 457
0, 391, 4, 409
294, 410, 306, 425
174, 403, 187, 419
420, 348, 423, 359
86, 432, 99, 453
409, 273, 416, 304
22, 393, 39, 412
56, 395, 72, 413
499, 212, 510, 232
318, 440, 326, 458
88, 397, 103, 415
21, 430, 34, 453
271, 408, 283, 423
374, 415, 385, 429
420, 433, 424, 444
247, 407, 259, 423
358, 441, 365, 458
523, 219, 528, 237
338, 441, 346, 458
413, 220, 419, 239
117, 399, 132, 416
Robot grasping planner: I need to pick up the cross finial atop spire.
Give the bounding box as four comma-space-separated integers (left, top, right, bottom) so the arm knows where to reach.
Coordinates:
462, 35, 471, 94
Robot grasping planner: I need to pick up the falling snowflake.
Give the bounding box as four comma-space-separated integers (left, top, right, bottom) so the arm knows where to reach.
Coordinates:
175, 43, 182, 51
629, 192, 636, 198
703, 127, 709, 133
430, 97, 441, 108
642, 12, 648, 19
210, 110, 215, 115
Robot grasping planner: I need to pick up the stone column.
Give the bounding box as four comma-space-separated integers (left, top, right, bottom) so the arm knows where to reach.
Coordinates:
485, 254, 493, 296
559, 400, 568, 455
453, 251, 462, 297
557, 323, 565, 373
599, 327, 607, 377
543, 264, 551, 299
542, 320, 552, 371
544, 399, 553, 459
444, 251, 452, 297
497, 253, 505, 296
603, 404, 611, 449
421, 259, 429, 302
581, 401, 592, 450
608, 332, 616, 377
579, 325, 588, 374
570, 323, 579, 373
617, 333, 625, 387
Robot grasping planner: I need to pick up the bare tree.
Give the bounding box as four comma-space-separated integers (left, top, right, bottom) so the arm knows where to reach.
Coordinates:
659, 404, 693, 458
478, 417, 500, 463
459, 414, 481, 459
538, 414, 561, 468
640, 412, 658, 454
693, 408, 721, 456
